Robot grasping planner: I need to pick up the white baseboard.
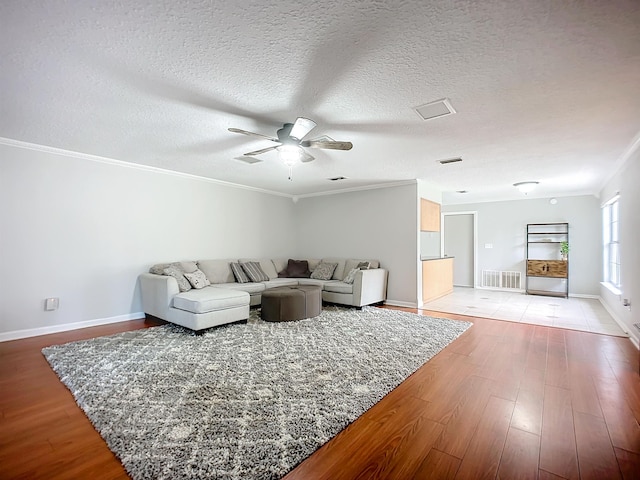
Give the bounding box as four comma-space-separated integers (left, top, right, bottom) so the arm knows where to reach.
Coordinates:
598, 297, 638, 348
569, 293, 599, 299
475, 286, 526, 293
0, 312, 145, 343
384, 300, 418, 308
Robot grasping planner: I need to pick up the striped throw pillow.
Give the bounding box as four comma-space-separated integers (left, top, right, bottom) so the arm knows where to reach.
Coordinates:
230, 262, 251, 283
241, 261, 269, 282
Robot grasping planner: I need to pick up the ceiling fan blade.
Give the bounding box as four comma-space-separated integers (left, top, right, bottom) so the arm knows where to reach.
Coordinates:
228, 128, 278, 142
289, 117, 317, 140
302, 140, 353, 150
235, 156, 263, 165
300, 150, 315, 163
243, 145, 279, 156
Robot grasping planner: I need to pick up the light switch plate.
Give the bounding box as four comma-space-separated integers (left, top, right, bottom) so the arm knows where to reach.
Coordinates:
45, 297, 59, 311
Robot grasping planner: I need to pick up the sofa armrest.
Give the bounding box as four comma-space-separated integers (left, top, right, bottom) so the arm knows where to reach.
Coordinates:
353, 268, 388, 306
139, 273, 180, 318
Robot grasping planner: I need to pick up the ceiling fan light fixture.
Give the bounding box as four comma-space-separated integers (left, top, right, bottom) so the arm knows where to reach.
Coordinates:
513, 181, 539, 194
277, 145, 302, 166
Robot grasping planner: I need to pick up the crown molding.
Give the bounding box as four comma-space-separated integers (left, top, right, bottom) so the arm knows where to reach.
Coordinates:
0, 136, 419, 200
294, 180, 417, 201
0, 136, 291, 198
599, 128, 640, 193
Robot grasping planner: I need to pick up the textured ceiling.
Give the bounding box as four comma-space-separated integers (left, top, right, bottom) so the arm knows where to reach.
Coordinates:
1, 0, 639, 203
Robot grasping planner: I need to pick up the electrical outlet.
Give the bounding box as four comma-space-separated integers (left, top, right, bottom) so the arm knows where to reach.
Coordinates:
44, 297, 59, 311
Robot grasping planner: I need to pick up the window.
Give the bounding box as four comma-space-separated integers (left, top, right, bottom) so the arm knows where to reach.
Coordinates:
602, 195, 620, 288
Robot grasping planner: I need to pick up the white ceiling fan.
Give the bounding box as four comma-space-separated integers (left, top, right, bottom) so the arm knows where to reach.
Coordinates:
228, 117, 353, 179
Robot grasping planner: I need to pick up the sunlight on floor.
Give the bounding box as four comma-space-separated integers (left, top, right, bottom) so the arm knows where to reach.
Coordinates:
421, 287, 627, 337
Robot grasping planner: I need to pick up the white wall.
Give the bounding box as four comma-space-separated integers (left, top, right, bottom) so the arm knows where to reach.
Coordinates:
599, 145, 640, 345
0, 144, 297, 338
294, 183, 419, 307
443, 195, 602, 296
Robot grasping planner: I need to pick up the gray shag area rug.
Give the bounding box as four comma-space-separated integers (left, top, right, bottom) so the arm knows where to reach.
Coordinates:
43, 306, 471, 480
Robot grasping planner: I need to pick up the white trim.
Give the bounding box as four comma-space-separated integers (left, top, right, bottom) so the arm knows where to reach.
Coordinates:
598, 297, 637, 347
0, 137, 292, 199
568, 293, 600, 299
441, 211, 478, 288
476, 285, 526, 294
384, 300, 418, 308
0, 136, 417, 200
0, 312, 145, 343
599, 129, 640, 193
296, 180, 417, 200
600, 282, 622, 296
600, 193, 620, 208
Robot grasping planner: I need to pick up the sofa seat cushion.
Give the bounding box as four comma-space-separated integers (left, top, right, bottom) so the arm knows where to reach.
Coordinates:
322, 281, 353, 294
297, 278, 336, 287
213, 282, 266, 294
173, 287, 249, 314
263, 279, 300, 288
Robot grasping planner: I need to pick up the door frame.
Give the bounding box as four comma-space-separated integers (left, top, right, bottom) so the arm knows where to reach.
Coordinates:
441, 211, 478, 288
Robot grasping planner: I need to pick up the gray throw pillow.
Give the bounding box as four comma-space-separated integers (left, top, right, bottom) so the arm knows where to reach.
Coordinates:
310, 262, 338, 281
230, 262, 251, 283
149, 263, 171, 275
343, 262, 371, 284
343, 268, 360, 284
241, 261, 269, 282
163, 265, 192, 292
183, 269, 210, 289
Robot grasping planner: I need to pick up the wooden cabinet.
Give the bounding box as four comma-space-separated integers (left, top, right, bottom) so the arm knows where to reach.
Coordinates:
525, 223, 568, 298
527, 260, 567, 278
420, 198, 441, 232
422, 258, 453, 303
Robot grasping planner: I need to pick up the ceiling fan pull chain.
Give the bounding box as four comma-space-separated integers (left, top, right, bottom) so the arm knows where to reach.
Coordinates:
288, 165, 293, 181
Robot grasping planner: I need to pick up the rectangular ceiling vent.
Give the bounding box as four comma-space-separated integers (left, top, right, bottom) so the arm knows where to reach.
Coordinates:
438, 157, 463, 165
329, 176, 348, 181
414, 98, 456, 121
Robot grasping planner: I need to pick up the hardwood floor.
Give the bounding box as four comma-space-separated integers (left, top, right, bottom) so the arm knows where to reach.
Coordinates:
1, 309, 639, 479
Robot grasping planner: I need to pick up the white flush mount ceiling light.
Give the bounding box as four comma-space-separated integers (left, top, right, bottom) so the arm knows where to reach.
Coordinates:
513, 181, 539, 194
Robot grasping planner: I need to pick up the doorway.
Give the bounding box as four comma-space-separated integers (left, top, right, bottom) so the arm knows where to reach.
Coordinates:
442, 212, 476, 287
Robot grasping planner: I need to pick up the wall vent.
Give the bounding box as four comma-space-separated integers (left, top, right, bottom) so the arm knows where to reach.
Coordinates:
328, 176, 348, 181
438, 157, 463, 165
414, 98, 456, 121
482, 270, 522, 290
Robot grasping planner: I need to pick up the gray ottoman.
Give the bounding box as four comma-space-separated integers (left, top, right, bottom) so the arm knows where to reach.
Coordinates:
261, 285, 322, 322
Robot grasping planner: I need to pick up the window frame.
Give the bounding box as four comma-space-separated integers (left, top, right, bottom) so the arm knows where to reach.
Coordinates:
602, 195, 621, 289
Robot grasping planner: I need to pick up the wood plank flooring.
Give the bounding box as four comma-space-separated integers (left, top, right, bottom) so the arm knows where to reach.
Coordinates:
1, 308, 639, 479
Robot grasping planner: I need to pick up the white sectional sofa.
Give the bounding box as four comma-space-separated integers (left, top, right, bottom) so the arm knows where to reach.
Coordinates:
139, 257, 388, 331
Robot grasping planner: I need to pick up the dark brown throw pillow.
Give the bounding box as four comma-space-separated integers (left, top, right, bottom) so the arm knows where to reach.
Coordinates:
278, 259, 311, 278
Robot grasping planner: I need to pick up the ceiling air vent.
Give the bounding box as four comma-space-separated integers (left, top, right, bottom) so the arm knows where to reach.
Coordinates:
438, 157, 463, 165
329, 176, 348, 181
414, 98, 456, 121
